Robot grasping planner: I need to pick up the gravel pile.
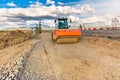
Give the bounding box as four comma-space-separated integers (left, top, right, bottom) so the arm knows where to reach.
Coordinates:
0, 40, 39, 80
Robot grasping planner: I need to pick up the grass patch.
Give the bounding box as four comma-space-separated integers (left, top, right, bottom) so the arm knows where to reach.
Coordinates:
0, 31, 4, 34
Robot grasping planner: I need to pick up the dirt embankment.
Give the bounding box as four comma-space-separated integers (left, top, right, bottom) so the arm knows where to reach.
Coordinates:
0, 30, 34, 49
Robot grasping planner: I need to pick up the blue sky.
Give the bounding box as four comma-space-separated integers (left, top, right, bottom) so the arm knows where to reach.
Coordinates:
0, 0, 82, 8
0, 0, 119, 29
0, 0, 93, 8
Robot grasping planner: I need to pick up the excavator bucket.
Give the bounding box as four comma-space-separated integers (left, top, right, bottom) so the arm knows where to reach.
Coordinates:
52, 29, 81, 43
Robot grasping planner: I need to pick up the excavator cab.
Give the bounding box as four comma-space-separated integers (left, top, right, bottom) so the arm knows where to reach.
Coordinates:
52, 18, 81, 43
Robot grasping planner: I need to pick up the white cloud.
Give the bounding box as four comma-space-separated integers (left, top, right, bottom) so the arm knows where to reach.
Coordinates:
89, 0, 120, 16
0, 0, 120, 29
0, 3, 95, 18
66, 0, 120, 27
68, 15, 80, 22
26, 20, 39, 27
30, 1, 42, 8
46, 0, 55, 5
81, 5, 95, 16
0, 2, 98, 29
42, 19, 55, 27
58, 2, 64, 5
6, 2, 16, 7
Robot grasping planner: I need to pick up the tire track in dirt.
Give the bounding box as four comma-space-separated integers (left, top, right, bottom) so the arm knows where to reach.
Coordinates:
42, 43, 58, 80
21, 39, 57, 80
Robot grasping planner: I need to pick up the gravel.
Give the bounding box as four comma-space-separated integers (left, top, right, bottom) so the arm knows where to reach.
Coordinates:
0, 40, 39, 80
21, 41, 57, 80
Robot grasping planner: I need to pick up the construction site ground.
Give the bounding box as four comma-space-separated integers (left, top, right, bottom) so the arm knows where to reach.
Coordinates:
0, 30, 34, 66
0, 31, 120, 80
22, 32, 120, 80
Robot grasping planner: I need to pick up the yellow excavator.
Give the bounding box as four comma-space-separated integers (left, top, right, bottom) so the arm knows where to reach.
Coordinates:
52, 18, 82, 43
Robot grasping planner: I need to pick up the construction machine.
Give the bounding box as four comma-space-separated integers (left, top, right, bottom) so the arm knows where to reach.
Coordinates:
52, 18, 82, 43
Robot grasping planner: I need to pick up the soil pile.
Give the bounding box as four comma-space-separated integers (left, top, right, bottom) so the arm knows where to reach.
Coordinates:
0, 30, 33, 49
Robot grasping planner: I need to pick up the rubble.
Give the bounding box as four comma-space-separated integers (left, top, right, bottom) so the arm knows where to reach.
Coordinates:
0, 39, 39, 80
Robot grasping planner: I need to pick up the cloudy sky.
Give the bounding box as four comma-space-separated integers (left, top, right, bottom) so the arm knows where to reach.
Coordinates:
0, 0, 120, 29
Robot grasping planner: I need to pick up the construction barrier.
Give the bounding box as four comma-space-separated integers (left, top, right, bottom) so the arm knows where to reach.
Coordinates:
82, 27, 120, 30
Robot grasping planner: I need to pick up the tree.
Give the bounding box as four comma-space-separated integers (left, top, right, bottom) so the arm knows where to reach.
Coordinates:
79, 25, 82, 30
35, 21, 42, 35
38, 21, 42, 34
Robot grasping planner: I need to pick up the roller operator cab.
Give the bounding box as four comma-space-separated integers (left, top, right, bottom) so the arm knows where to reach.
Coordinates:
55, 18, 69, 29
52, 18, 82, 43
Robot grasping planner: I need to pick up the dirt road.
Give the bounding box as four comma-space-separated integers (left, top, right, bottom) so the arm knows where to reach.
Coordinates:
22, 32, 120, 80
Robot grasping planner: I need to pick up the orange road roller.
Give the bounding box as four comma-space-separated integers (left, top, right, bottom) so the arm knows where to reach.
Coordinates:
52, 18, 82, 43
